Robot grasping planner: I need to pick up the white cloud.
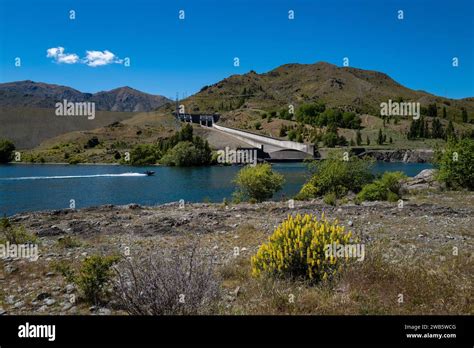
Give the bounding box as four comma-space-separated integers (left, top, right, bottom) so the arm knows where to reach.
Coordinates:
46, 47, 123, 67
46, 46, 79, 64
83, 50, 123, 67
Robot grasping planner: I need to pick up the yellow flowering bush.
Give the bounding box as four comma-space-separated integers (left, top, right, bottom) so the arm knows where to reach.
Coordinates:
251, 214, 352, 282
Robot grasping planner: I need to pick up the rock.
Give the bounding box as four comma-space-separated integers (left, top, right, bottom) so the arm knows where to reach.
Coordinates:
45, 298, 56, 306
5, 264, 18, 274
38, 226, 64, 237
36, 292, 51, 301
0, 307, 6, 315
37, 305, 48, 312
61, 302, 73, 311
45, 272, 55, 277
97, 308, 111, 315
65, 284, 75, 294
5, 295, 15, 304
402, 169, 441, 192
365, 149, 433, 163
232, 286, 241, 296
14, 301, 25, 309
348, 220, 353, 227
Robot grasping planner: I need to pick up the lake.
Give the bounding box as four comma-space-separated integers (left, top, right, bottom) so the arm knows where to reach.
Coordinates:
0, 162, 433, 216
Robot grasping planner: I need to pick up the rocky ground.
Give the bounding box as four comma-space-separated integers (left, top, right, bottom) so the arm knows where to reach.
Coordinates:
0, 189, 472, 315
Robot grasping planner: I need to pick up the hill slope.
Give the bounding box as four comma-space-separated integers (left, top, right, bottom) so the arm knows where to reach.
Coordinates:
183, 62, 474, 117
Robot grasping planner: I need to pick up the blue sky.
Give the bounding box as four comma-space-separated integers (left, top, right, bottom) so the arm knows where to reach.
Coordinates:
0, 0, 473, 99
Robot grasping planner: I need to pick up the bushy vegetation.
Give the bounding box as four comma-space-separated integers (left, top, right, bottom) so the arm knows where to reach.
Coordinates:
233, 163, 285, 202
251, 214, 353, 282
357, 171, 406, 202
84, 136, 100, 149
295, 150, 373, 199
114, 246, 220, 315
76, 255, 119, 305
0, 139, 15, 163
160, 138, 211, 167
435, 138, 474, 190
295, 102, 361, 129
407, 116, 454, 140
0, 217, 37, 245
56, 235, 82, 249
129, 143, 161, 165
129, 124, 211, 166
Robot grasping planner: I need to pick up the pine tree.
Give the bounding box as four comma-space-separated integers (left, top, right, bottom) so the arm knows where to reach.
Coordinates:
462, 108, 468, 123
366, 136, 371, 146
442, 106, 447, 119
446, 120, 456, 140
389, 137, 393, 144
423, 119, 430, 138
356, 130, 362, 146
432, 118, 444, 139
377, 129, 384, 145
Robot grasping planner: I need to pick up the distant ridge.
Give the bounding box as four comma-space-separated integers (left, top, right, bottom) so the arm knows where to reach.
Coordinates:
0, 80, 171, 112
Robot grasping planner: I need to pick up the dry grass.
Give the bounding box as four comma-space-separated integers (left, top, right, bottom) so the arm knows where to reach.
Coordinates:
217, 242, 473, 315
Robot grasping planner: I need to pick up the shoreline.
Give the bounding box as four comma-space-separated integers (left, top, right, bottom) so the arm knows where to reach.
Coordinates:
1, 191, 472, 315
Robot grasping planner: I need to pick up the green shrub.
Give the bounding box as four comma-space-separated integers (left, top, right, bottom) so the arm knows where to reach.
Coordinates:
57, 235, 82, 249
323, 192, 337, 206
294, 182, 318, 200
251, 214, 353, 282
435, 138, 474, 190
357, 171, 406, 202
67, 156, 82, 165
0, 139, 15, 163
296, 150, 373, 199
0, 220, 37, 245
160, 140, 211, 166
84, 136, 100, 149
233, 163, 285, 202
76, 255, 119, 304
51, 260, 76, 283
130, 144, 161, 165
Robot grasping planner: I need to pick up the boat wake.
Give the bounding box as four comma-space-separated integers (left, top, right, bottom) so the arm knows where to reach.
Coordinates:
0, 173, 148, 180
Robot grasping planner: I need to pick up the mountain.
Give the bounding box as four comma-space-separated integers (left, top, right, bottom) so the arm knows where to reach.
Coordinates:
0, 81, 171, 112
183, 62, 474, 117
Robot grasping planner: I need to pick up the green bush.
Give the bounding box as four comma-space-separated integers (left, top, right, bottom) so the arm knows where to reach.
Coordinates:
76, 255, 119, 304
57, 235, 82, 249
160, 140, 211, 166
296, 150, 373, 199
357, 171, 406, 202
435, 138, 474, 190
0, 139, 15, 163
51, 260, 76, 283
0, 219, 37, 245
130, 144, 161, 165
233, 163, 285, 202
323, 192, 337, 206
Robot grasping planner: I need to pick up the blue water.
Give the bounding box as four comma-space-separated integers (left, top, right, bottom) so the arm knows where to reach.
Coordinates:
0, 162, 433, 216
